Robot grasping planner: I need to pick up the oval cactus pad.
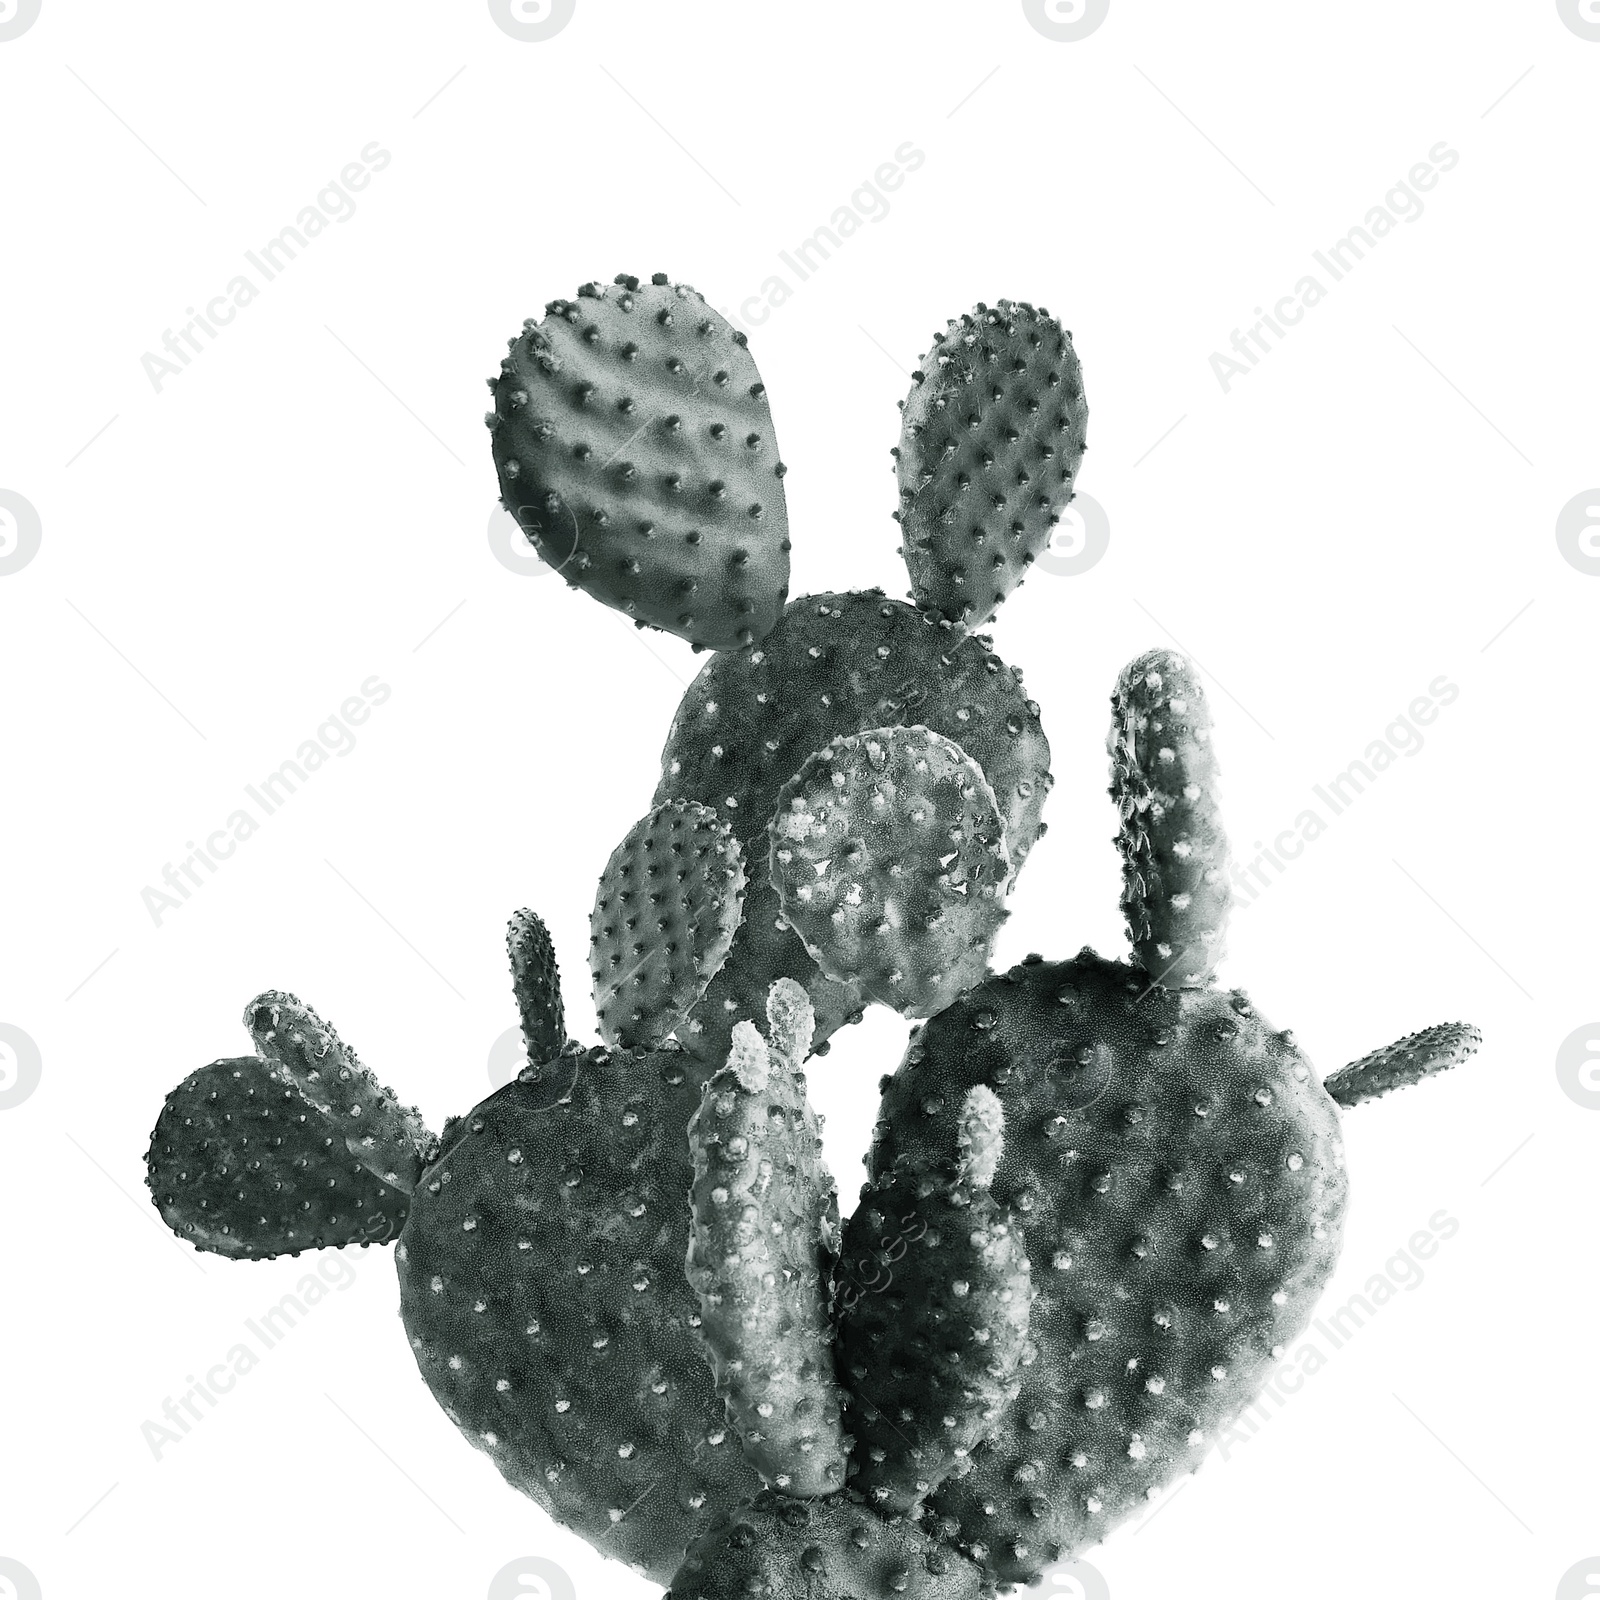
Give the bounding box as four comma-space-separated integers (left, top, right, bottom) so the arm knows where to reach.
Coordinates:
896, 299, 1088, 628
768, 726, 1011, 1018
488, 275, 791, 650
590, 799, 747, 1049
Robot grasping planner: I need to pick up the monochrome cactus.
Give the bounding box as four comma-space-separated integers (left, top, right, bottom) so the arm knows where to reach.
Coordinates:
145, 275, 1482, 1595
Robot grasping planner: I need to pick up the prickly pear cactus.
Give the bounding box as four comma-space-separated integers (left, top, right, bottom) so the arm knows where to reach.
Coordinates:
146, 995, 430, 1259
686, 984, 850, 1498
1325, 1020, 1483, 1108
146, 1053, 417, 1258
652, 590, 1053, 1075
837, 1084, 1032, 1516
144, 272, 1482, 1598
895, 300, 1089, 629
590, 800, 747, 1050
488, 274, 791, 651
769, 726, 1012, 1019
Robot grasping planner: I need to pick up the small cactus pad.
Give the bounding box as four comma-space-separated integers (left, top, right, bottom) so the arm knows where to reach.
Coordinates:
666, 1489, 991, 1600
895, 301, 1088, 629
245, 991, 430, 1192
686, 995, 850, 1497
868, 954, 1347, 1585
488, 275, 791, 650
397, 1043, 761, 1582
1325, 1021, 1483, 1109
769, 727, 1012, 1018
654, 592, 1052, 1070
837, 1085, 1032, 1514
508, 908, 566, 1064
591, 800, 747, 1050
146, 1056, 415, 1258
1109, 649, 1231, 988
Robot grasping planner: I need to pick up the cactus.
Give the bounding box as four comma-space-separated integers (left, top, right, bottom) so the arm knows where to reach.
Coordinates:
508, 907, 566, 1065
686, 982, 850, 1497
895, 300, 1089, 629
1109, 648, 1231, 987
769, 726, 1012, 1019
488, 275, 791, 651
667, 1489, 990, 1600
1325, 1020, 1483, 1108
143, 274, 1482, 1597
146, 1053, 418, 1258
590, 800, 747, 1050
653, 590, 1053, 1075
836, 1084, 1032, 1516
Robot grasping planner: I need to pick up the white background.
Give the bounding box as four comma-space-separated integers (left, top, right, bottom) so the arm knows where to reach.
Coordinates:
2, 3, 1596, 1598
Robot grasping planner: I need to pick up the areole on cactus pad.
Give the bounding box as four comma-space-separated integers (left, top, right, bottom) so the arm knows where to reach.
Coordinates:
143, 273, 1482, 1598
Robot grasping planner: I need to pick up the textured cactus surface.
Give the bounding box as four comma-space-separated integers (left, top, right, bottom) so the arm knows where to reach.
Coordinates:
245, 990, 430, 1191
863, 954, 1348, 1584
686, 986, 849, 1497
590, 800, 747, 1050
770, 726, 1012, 1019
896, 300, 1088, 629
508, 907, 567, 1065
146, 1055, 416, 1258
653, 591, 1052, 1072
488, 275, 791, 650
145, 271, 1484, 1599
1325, 1021, 1483, 1108
837, 1084, 1032, 1515
667, 1489, 992, 1600
1109, 649, 1232, 987
396, 1041, 760, 1583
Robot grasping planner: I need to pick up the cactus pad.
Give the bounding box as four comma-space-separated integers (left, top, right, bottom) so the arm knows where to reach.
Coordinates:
488, 275, 791, 650
895, 301, 1088, 629
686, 986, 849, 1496
396, 1043, 761, 1582
769, 727, 1012, 1017
866, 953, 1347, 1584
666, 1490, 991, 1600
1109, 649, 1231, 988
590, 800, 747, 1050
1325, 1021, 1482, 1109
508, 908, 567, 1065
837, 1085, 1032, 1514
245, 991, 430, 1192
146, 1055, 418, 1259
654, 592, 1052, 1069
